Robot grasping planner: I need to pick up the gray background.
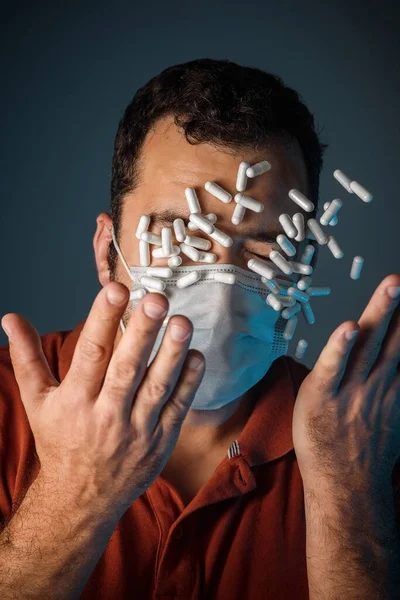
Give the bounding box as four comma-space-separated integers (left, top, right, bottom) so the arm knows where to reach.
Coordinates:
1, 0, 398, 369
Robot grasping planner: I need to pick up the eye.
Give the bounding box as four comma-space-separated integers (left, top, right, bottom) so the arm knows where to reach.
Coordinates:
244, 248, 272, 261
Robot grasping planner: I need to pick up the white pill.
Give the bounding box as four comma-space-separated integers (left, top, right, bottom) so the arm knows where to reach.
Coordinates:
188, 213, 215, 235
205, 181, 232, 203
269, 250, 293, 275
168, 255, 182, 268
281, 303, 301, 320
279, 214, 297, 239
266, 294, 283, 311
301, 302, 315, 325
327, 236, 344, 259
205, 213, 217, 223
247, 258, 275, 280
173, 218, 186, 242
320, 199, 342, 226
161, 227, 173, 256
184, 235, 211, 251
139, 239, 150, 267
130, 288, 147, 301
235, 193, 264, 213
283, 315, 298, 341
297, 276, 312, 291
135, 215, 150, 240
350, 181, 373, 203
350, 256, 364, 280
288, 189, 315, 212
180, 243, 201, 261
140, 276, 166, 291
278, 295, 296, 307
141, 232, 162, 245
333, 170, 353, 194
306, 219, 328, 245
289, 261, 313, 275
232, 202, 247, 225
323, 202, 339, 226
185, 187, 201, 213
246, 160, 271, 178
197, 251, 217, 263
236, 161, 250, 192
209, 227, 233, 247
261, 276, 282, 294
214, 272, 236, 285
307, 287, 331, 297
295, 339, 308, 359
176, 270, 201, 289
152, 245, 180, 258
305, 228, 316, 241
293, 213, 305, 242
276, 234, 296, 257
300, 244, 315, 265
146, 267, 173, 278
288, 287, 309, 304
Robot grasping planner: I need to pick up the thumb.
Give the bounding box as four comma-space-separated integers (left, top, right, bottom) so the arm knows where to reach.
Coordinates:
2, 313, 59, 417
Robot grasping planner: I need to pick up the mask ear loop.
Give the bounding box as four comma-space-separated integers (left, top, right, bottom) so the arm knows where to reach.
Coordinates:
110, 225, 134, 335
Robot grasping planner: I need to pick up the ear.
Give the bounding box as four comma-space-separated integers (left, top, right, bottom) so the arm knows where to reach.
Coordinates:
93, 212, 113, 287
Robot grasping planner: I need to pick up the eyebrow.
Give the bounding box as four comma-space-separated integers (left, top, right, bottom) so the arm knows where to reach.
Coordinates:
146, 209, 286, 245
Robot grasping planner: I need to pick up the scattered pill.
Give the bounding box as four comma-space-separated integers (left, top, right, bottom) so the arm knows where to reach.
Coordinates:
173, 218, 186, 242
289, 261, 313, 275
281, 303, 301, 320
288, 189, 315, 212
185, 187, 201, 213
168, 255, 182, 268
350, 181, 373, 203
300, 244, 315, 265
232, 202, 247, 225
246, 160, 271, 178
322, 202, 339, 226
327, 236, 344, 259
140, 276, 166, 292
130, 288, 147, 301
293, 213, 305, 242
276, 234, 296, 257
161, 227, 173, 256
269, 250, 293, 275
279, 214, 298, 239
306, 219, 328, 245
320, 199, 343, 226
295, 339, 308, 359
141, 232, 162, 245
247, 258, 276, 280
261, 276, 282, 294
189, 213, 215, 234
283, 315, 298, 341
278, 295, 296, 307
184, 235, 212, 251
205, 181, 232, 203
236, 161, 250, 192
297, 276, 312, 291
235, 193, 264, 213
139, 239, 150, 267
209, 227, 233, 247
214, 272, 236, 284
307, 287, 331, 296
266, 294, 283, 312
333, 170, 353, 194
180, 243, 201, 261
350, 256, 364, 280
287, 287, 309, 304
152, 245, 180, 258
197, 251, 217, 263
146, 267, 173, 278
176, 270, 201, 289
135, 215, 150, 240
187, 213, 217, 231
301, 302, 315, 325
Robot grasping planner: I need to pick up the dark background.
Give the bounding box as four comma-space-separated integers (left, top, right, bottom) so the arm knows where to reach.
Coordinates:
1, 0, 399, 368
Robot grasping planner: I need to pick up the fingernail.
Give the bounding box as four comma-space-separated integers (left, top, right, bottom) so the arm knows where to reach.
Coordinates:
188, 355, 203, 370
1, 321, 11, 339
106, 287, 127, 306
387, 286, 400, 300
345, 329, 359, 341
170, 324, 190, 342
143, 302, 167, 320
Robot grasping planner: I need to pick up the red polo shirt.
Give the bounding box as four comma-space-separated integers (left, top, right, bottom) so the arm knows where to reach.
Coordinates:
1, 320, 399, 600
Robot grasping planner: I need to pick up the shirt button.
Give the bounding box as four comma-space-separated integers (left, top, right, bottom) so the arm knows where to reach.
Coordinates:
175, 526, 183, 539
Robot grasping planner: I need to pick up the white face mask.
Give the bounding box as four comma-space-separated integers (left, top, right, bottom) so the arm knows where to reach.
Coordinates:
111, 227, 293, 411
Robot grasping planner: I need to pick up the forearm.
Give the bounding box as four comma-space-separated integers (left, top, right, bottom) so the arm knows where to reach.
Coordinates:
0, 472, 121, 600
303, 481, 400, 600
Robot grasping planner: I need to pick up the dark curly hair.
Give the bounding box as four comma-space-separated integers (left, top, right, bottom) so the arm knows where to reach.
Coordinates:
108, 58, 328, 277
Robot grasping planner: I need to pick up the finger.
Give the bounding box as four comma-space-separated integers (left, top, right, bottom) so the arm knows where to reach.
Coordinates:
309, 320, 360, 397
1, 313, 59, 414
344, 275, 400, 382
67, 282, 129, 398
367, 303, 400, 384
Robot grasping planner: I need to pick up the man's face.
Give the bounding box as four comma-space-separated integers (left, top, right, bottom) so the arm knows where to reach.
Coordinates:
114, 115, 311, 326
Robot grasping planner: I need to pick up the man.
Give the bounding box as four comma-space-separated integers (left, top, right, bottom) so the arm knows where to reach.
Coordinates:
1, 58, 400, 599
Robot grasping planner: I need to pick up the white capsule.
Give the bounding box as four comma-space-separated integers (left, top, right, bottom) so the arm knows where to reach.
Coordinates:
205, 181, 232, 203
333, 170, 354, 194
320, 199, 342, 226
209, 227, 233, 248
295, 339, 308, 359
306, 219, 328, 245
135, 215, 151, 240
161, 227, 173, 256
180, 243, 201, 261
130, 288, 147, 301
278, 214, 298, 239
176, 270, 201, 289
235, 193, 264, 213
139, 239, 150, 267
269, 250, 293, 275
297, 276, 312, 291
231, 202, 247, 225
288, 189, 315, 212
173, 218, 186, 242
205, 213, 217, 223
350, 256, 364, 280
184, 235, 211, 251
281, 302, 301, 320
146, 267, 173, 278
278, 295, 296, 307
185, 187, 201, 214
350, 181, 373, 203
214, 272, 236, 285
287, 287, 309, 304
301, 302, 315, 325
168, 255, 182, 268
266, 294, 283, 312
289, 261, 313, 275
327, 236, 344, 259
307, 287, 331, 297
152, 245, 180, 258
305, 228, 316, 241
247, 258, 276, 280
322, 202, 339, 226
236, 161, 250, 192
188, 213, 215, 235
276, 234, 296, 257
141, 232, 162, 245
293, 213, 305, 242
197, 251, 217, 263
140, 276, 166, 292
283, 316, 298, 341
300, 244, 315, 265
246, 160, 271, 178
261, 276, 282, 294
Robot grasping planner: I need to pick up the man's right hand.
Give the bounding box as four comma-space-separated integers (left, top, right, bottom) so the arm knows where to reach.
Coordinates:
2, 282, 205, 518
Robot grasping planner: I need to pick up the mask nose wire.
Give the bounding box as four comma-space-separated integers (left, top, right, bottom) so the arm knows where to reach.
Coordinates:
111, 225, 134, 334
